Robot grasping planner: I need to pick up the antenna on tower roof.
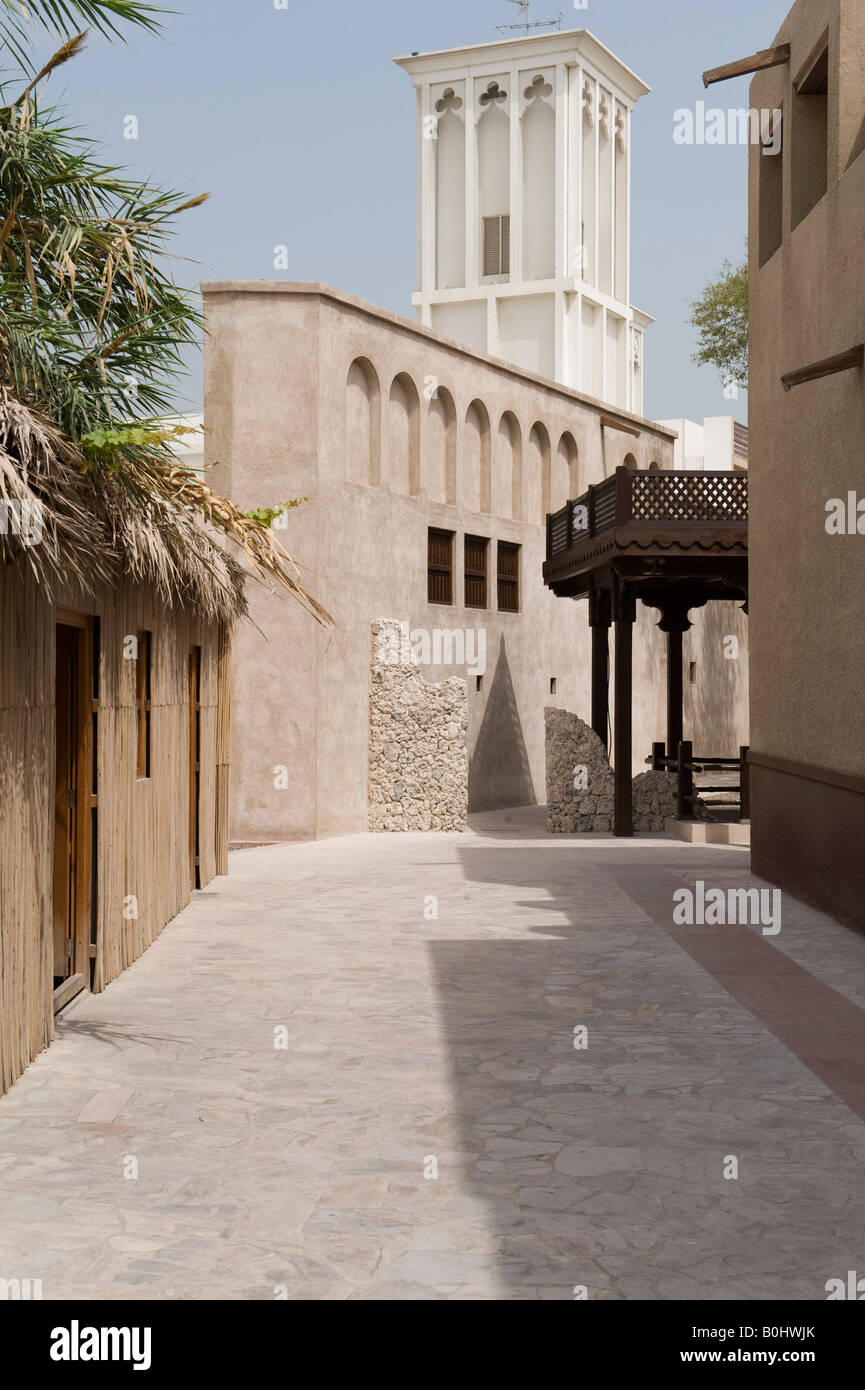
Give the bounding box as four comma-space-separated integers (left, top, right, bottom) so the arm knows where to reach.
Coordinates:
496, 1, 564, 35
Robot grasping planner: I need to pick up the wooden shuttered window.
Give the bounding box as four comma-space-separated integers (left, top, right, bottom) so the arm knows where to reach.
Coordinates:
428, 528, 454, 605
497, 541, 520, 613
136, 630, 152, 779
464, 535, 488, 609
483, 214, 510, 276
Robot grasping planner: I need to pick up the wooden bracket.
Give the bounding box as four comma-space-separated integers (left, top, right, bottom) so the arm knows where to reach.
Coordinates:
781, 345, 865, 392
702, 44, 791, 89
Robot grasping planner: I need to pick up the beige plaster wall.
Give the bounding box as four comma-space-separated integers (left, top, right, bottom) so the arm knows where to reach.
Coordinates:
203, 283, 749, 839
749, 0, 865, 776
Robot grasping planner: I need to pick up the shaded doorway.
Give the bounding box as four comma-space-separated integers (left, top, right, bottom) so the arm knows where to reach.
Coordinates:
189, 646, 201, 890
53, 612, 96, 1011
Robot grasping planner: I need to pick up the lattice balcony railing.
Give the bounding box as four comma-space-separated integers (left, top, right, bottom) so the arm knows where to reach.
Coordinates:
546, 467, 748, 558
630, 471, 748, 523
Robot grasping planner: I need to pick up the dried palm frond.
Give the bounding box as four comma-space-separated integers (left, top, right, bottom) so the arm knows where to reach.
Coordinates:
7, 30, 89, 106
0, 389, 335, 628
88, 448, 333, 627
102, 452, 334, 625
0, 385, 112, 592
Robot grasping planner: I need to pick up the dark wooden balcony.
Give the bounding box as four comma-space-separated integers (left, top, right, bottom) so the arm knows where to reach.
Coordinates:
542, 466, 749, 837
544, 466, 748, 598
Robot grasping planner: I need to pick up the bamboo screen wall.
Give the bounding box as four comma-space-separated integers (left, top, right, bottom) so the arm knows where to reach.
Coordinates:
0, 569, 54, 1094
0, 566, 230, 1097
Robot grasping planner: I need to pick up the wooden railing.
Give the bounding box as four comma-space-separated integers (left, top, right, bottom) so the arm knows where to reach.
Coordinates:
648, 741, 751, 821
546, 467, 749, 559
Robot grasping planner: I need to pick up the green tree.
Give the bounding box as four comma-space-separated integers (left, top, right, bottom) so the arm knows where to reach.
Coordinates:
689, 254, 749, 390
0, 3, 199, 442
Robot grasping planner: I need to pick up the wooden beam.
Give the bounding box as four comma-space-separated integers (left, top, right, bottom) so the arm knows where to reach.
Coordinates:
740, 746, 751, 820
53, 973, 86, 1014
55, 606, 88, 629
591, 624, 609, 748
600, 415, 641, 439
666, 626, 684, 763
702, 44, 791, 89
781, 344, 865, 392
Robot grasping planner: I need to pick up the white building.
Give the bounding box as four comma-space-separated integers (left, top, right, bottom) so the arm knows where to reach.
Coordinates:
655, 416, 749, 472
162, 412, 204, 476
395, 28, 652, 411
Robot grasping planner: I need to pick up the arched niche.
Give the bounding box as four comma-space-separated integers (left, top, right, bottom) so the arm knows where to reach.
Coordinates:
598, 89, 613, 295
463, 400, 491, 514
435, 100, 466, 290
346, 358, 381, 486
477, 83, 510, 277
386, 372, 421, 496
426, 385, 457, 505
555, 431, 579, 508
522, 76, 555, 281
496, 411, 523, 521
527, 422, 550, 526
581, 79, 596, 285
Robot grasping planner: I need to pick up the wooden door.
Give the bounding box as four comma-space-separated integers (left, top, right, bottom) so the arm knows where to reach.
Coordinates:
53, 614, 94, 1009
53, 625, 79, 986
188, 647, 201, 891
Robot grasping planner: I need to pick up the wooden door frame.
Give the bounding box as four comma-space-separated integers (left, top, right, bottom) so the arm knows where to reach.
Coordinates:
54, 609, 96, 1012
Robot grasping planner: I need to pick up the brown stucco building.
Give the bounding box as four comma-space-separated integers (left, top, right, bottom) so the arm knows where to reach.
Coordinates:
747, 0, 865, 926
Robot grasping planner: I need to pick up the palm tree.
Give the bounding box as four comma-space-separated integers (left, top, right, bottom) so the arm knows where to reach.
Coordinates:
0, 4, 331, 622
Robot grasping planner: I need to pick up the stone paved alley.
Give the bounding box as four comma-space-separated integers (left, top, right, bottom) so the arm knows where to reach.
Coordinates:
2, 808, 865, 1300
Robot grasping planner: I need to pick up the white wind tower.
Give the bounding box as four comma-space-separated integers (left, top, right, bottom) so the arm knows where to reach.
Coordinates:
395, 27, 653, 412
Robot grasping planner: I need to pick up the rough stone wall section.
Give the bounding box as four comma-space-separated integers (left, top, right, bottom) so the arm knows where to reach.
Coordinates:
545, 707, 615, 832
369, 620, 468, 832
632, 770, 677, 832
545, 707, 677, 833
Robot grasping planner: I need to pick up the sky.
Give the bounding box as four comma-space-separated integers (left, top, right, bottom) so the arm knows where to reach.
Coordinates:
25, 0, 793, 423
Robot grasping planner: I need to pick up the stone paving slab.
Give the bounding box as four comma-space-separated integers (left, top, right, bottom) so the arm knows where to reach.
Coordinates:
1, 806, 864, 1300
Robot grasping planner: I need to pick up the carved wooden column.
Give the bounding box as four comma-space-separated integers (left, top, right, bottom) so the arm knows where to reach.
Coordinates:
613, 584, 635, 837
589, 586, 611, 750
654, 596, 698, 763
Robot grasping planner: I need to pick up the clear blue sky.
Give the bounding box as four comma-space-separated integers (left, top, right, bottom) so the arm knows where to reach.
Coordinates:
37, 0, 792, 422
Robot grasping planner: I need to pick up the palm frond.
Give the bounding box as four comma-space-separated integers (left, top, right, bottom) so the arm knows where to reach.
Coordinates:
96, 450, 334, 626
9, 29, 89, 105
1, 2, 164, 44
0, 71, 333, 629
0, 91, 203, 436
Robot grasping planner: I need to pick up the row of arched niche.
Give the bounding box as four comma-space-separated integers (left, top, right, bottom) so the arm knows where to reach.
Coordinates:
346, 357, 660, 525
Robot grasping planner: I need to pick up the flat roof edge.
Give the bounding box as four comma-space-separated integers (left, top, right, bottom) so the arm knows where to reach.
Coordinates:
200, 280, 675, 440
393, 28, 650, 98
